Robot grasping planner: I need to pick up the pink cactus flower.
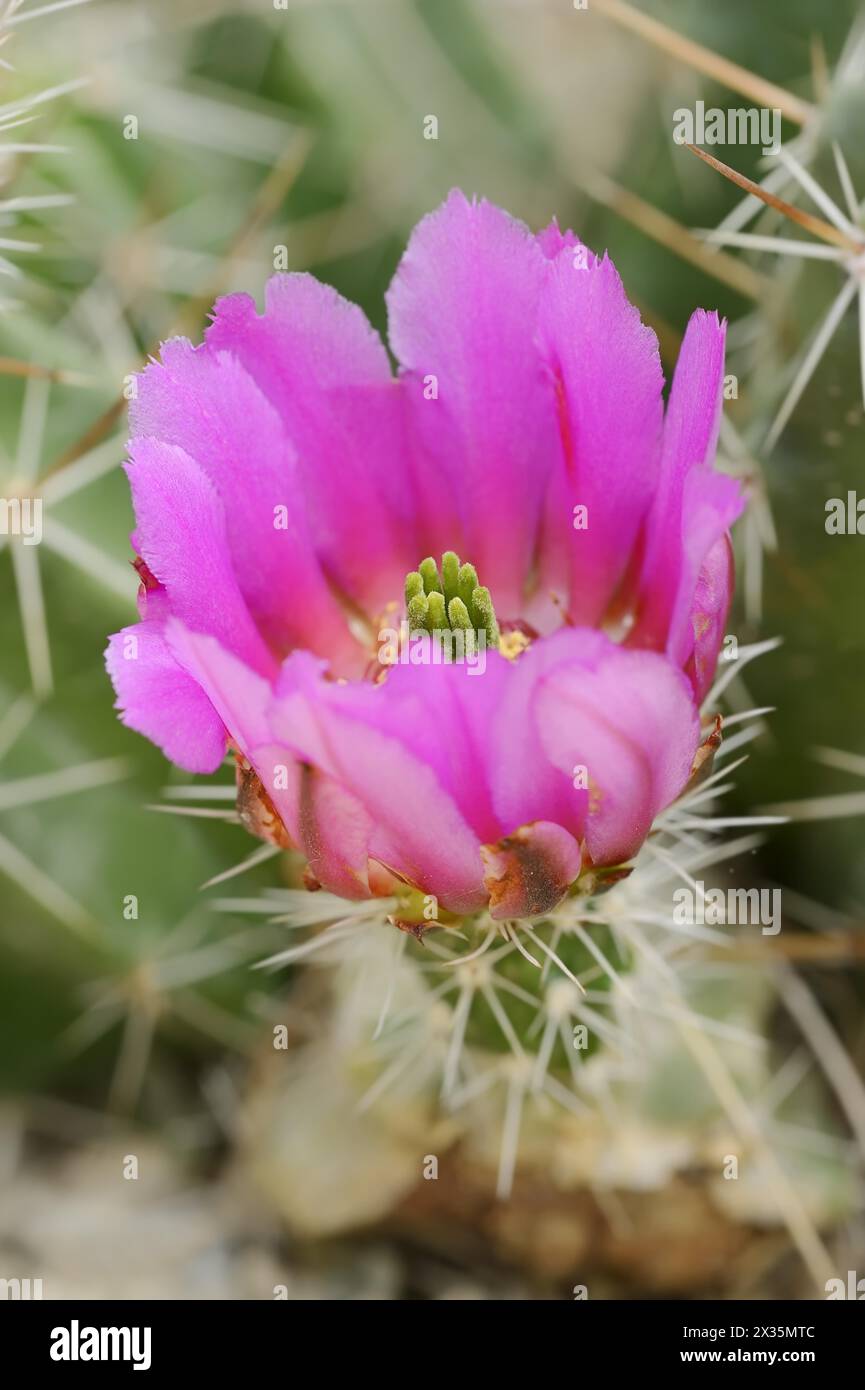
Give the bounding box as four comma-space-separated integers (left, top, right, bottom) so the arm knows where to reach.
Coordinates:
106, 191, 744, 921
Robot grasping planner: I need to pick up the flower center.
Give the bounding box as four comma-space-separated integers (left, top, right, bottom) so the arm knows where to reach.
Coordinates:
404, 551, 500, 652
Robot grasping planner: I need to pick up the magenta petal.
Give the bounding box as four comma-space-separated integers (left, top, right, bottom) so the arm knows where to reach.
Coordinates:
163, 619, 273, 750
253, 749, 375, 900
482, 821, 582, 920
126, 438, 277, 678
165, 622, 376, 898
682, 533, 734, 704
490, 635, 589, 839
534, 250, 664, 627
671, 474, 741, 678
131, 340, 360, 666
164, 628, 494, 908
535, 218, 582, 259
164, 624, 372, 897
660, 310, 726, 505
268, 655, 493, 915
527, 629, 700, 865
631, 310, 744, 662
105, 623, 226, 773
345, 656, 511, 844
386, 190, 558, 615
204, 274, 415, 613
294, 764, 375, 899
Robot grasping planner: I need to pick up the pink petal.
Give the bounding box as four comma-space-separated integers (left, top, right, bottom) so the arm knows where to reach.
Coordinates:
204, 274, 415, 614
490, 634, 590, 839
386, 189, 559, 615
131, 340, 360, 667
161, 622, 373, 898
683, 533, 735, 704
163, 617, 273, 751
345, 655, 511, 845
520, 629, 701, 865
164, 626, 491, 913
294, 764, 375, 899
535, 218, 582, 259
269, 655, 492, 915
252, 750, 375, 900
125, 438, 277, 678
668, 465, 743, 672
105, 622, 227, 774
631, 310, 744, 662
534, 249, 664, 628
482, 821, 582, 920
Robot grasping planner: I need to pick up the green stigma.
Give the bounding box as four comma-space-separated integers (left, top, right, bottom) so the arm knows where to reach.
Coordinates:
404, 551, 500, 650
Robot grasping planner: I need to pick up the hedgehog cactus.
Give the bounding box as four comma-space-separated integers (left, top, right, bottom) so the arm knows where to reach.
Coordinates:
99, 191, 755, 1198
2, 0, 862, 1300
107, 191, 741, 924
